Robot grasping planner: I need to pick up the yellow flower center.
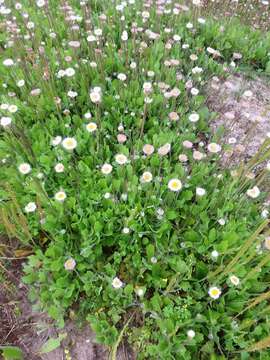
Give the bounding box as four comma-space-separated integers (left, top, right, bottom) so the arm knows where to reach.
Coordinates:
211, 289, 219, 296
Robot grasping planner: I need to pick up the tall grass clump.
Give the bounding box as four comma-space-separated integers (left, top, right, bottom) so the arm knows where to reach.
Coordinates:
0, 0, 270, 358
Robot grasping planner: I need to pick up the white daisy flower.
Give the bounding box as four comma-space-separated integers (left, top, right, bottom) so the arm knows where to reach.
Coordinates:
168, 178, 182, 192
208, 143, 221, 153
143, 144, 154, 155
196, 187, 206, 196
18, 163, 31, 174
115, 154, 128, 165
121, 30, 128, 41
8, 105, 18, 113
135, 288, 144, 297
112, 277, 123, 289
62, 137, 77, 150
36, 0, 45, 7
246, 186, 260, 199
67, 90, 77, 98
117, 73, 127, 81
187, 329, 196, 339
208, 286, 222, 300
104, 192, 111, 199
86, 122, 97, 133
25, 202, 37, 213
3, 59, 14, 66
94, 28, 102, 36
211, 250, 219, 259
51, 136, 62, 146
54, 191, 67, 202
84, 112, 92, 120
54, 163, 65, 173
65, 67, 75, 77
189, 113, 200, 123
90, 90, 102, 103
229, 275, 240, 286
87, 35, 96, 42
101, 163, 113, 175
218, 218, 226, 226
141, 171, 153, 183
0, 116, 12, 127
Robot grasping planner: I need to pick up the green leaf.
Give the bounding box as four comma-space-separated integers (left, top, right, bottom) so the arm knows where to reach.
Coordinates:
167, 210, 178, 220
266, 61, 270, 74
146, 244, 155, 259
124, 284, 133, 295
39, 339, 61, 354
0, 346, 24, 360
39, 333, 66, 354
48, 305, 60, 320
208, 228, 216, 243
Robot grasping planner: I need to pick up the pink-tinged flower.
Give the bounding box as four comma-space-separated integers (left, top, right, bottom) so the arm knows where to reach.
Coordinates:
64, 258, 76, 271
169, 112, 179, 121
18, 163, 31, 174
158, 143, 171, 156
183, 140, 193, 149
193, 151, 204, 160
179, 154, 188, 162
117, 134, 127, 143
170, 88, 181, 97
143, 144, 154, 156
101, 163, 113, 175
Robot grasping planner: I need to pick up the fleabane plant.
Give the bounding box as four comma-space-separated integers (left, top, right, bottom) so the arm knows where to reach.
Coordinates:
0, 0, 270, 359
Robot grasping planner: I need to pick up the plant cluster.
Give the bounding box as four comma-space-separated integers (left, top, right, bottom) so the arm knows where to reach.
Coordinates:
0, 0, 270, 358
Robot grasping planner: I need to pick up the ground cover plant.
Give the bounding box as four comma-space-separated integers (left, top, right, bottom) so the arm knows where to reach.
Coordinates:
0, 0, 270, 358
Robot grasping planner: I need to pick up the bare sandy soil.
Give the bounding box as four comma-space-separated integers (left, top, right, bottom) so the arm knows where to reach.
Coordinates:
208, 72, 270, 167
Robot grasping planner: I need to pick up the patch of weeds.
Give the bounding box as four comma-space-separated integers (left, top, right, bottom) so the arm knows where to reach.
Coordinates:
0, 0, 270, 358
